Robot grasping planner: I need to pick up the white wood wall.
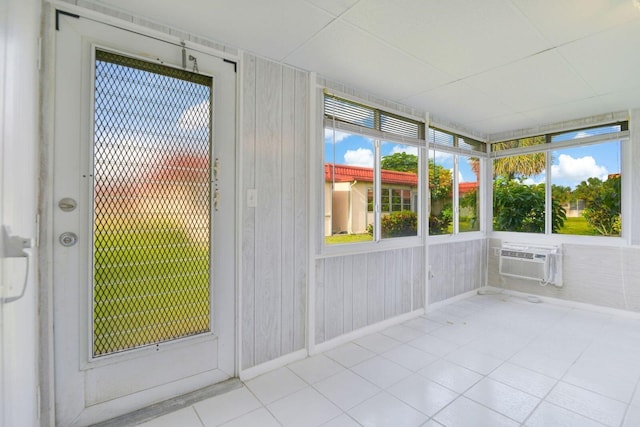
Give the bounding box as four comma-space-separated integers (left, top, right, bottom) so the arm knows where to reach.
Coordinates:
428, 239, 487, 304
241, 53, 308, 369
314, 247, 425, 344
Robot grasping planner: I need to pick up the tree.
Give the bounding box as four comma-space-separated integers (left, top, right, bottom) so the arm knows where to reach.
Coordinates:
492, 136, 546, 180
381, 152, 418, 173
574, 176, 621, 236
552, 184, 572, 206
429, 160, 453, 234
429, 159, 452, 200
493, 178, 566, 233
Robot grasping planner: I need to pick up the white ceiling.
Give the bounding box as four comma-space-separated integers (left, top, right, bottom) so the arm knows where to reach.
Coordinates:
94, 0, 640, 137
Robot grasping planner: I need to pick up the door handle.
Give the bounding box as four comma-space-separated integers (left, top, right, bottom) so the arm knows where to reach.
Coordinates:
214, 189, 220, 211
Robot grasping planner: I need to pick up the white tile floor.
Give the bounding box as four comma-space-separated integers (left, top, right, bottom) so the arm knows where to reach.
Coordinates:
138, 293, 640, 426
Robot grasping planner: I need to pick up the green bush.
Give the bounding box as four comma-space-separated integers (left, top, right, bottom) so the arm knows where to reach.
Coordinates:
429, 207, 452, 235
368, 210, 418, 238
493, 179, 566, 233
577, 176, 621, 236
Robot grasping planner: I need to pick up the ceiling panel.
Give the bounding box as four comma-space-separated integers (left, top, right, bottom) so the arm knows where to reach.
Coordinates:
304, 0, 359, 16
558, 20, 640, 95
285, 20, 454, 101
521, 97, 608, 128
469, 113, 531, 136
464, 50, 596, 114
510, 0, 640, 46
403, 81, 513, 128
96, 0, 335, 61
88, 0, 640, 135
343, 0, 549, 79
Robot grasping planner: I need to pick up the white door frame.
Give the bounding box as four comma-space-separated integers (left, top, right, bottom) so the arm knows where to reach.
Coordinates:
47, 11, 238, 426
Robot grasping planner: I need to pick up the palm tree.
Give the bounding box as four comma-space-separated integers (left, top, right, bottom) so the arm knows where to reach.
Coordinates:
492, 136, 546, 180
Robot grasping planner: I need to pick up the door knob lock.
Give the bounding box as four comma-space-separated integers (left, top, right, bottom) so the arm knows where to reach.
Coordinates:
59, 232, 78, 247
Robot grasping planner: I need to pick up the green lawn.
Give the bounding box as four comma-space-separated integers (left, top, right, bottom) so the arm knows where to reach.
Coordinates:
325, 233, 373, 245
555, 216, 598, 236
93, 221, 210, 355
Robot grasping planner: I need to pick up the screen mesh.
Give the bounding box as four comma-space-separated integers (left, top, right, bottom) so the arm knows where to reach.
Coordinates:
93, 50, 213, 356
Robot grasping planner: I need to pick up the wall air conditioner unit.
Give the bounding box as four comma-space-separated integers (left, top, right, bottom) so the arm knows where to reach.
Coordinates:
499, 243, 561, 286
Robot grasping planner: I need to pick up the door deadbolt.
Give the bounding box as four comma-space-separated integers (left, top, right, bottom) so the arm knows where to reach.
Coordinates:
58, 197, 77, 212
59, 232, 78, 247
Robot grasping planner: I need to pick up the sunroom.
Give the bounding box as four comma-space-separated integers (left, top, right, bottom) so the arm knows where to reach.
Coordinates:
3, 1, 640, 426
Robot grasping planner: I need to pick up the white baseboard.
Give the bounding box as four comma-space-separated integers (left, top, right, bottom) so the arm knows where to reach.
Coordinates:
238, 349, 308, 382
311, 309, 425, 355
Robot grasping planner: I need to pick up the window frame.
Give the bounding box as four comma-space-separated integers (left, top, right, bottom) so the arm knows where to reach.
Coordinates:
428, 127, 486, 239
489, 122, 629, 243
320, 91, 428, 254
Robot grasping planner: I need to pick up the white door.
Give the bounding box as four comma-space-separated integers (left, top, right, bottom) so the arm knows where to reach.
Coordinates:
52, 15, 236, 426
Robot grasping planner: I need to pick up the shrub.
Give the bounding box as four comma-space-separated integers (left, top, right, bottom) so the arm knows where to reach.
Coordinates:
429, 207, 452, 235
368, 210, 418, 238
493, 179, 566, 233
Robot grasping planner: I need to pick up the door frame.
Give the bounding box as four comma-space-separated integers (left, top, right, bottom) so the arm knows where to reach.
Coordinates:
40, 5, 241, 425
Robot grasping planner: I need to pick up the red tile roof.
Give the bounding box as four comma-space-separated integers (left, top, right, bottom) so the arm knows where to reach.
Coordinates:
325, 163, 418, 186
458, 181, 478, 195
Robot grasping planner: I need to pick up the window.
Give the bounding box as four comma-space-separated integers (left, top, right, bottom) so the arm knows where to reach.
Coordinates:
492, 123, 626, 237
429, 128, 483, 235
323, 93, 424, 245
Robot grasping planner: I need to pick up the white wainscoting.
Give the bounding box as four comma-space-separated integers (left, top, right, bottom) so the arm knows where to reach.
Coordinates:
428, 239, 487, 304
314, 246, 425, 345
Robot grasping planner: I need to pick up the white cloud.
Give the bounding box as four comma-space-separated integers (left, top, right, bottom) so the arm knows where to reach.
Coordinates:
522, 176, 544, 185
428, 149, 453, 163
551, 154, 608, 183
344, 148, 373, 167
572, 131, 591, 139
324, 128, 351, 144
390, 145, 418, 156
177, 101, 210, 130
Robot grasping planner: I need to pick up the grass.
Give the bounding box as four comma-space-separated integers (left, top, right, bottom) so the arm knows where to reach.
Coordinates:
325, 233, 373, 245
93, 221, 210, 356
555, 216, 599, 236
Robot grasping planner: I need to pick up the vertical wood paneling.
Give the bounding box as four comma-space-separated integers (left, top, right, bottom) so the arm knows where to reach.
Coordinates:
325, 257, 344, 340
314, 246, 432, 346
368, 252, 386, 324
428, 239, 486, 305
240, 53, 256, 369
400, 248, 413, 313
342, 255, 354, 334
293, 69, 308, 351
315, 260, 325, 344
352, 254, 369, 330
413, 246, 425, 310
254, 57, 283, 364
384, 251, 397, 318
280, 66, 296, 355
241, 55, 308, 369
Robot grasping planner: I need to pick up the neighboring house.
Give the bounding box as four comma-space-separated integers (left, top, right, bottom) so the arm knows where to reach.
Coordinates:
325, 163, 418, 236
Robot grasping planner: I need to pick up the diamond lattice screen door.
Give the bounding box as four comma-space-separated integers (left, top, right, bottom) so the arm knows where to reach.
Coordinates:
52, 15, 236, 426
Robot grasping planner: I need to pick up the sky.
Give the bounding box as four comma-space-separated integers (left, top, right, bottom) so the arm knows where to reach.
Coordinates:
325, 128, 621, 189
